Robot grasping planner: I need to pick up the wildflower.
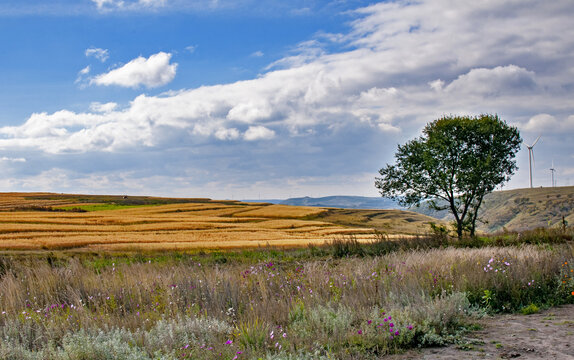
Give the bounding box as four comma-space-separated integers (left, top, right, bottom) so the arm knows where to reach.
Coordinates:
225, 340, 233, 345
408, 325, 413, 330
270, 331, 274, 339
367, 320, 372, 325
282, 332, 287, 338
390, 323, 394, 327
357, 330, 363, 335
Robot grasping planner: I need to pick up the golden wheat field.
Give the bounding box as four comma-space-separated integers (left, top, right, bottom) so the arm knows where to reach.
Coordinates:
0, 193, 436, 252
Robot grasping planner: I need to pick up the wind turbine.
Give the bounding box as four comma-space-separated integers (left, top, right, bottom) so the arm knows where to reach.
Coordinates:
525, 135, 541, 188
550, 160, 556, 187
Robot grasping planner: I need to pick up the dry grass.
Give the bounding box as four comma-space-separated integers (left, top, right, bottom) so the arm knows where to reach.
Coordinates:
0, 243, 572, 359
0, 193, 437, 252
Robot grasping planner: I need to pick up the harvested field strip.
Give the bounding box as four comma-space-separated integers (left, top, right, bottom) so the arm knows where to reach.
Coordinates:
231, 204, 326, 218
0, 193, 438, 251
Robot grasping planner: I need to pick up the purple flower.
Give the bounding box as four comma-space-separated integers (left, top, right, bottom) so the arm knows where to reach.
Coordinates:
225, 340, 233, 345
389, 323, 394, 327
357, 330, 363, 335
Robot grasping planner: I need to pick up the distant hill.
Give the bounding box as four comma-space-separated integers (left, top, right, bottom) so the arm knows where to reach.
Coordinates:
280, 196, 403, 209
410, 186, 574, 233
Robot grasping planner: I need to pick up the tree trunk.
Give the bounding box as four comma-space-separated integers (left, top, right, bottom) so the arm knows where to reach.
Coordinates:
456, 218, 463, 239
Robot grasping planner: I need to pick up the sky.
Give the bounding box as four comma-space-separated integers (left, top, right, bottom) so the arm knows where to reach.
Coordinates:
0, 0, 573, 200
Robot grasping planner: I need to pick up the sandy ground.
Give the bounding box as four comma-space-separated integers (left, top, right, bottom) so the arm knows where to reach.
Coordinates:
389, 304, 574, 359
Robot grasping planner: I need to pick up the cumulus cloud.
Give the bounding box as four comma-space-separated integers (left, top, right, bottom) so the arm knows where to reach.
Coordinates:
85, 47, 109, 62
215, 128, 240, 141
523, 114, 574, 133
91, 52, 177, 89
2, 0, 574, 194
243, 126, 275, 141
445, 65, 537, 96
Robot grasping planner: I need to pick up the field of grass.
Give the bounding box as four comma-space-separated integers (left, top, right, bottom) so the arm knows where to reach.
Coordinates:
0, 231, 573, 359
1, 192, 573, 359
0, 193, 437, 252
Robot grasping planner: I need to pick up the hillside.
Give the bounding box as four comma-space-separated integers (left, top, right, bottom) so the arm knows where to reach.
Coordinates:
280, 195, 401, 209
411, 186, 574, 233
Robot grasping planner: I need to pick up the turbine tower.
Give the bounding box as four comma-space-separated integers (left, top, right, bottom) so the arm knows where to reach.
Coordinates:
550, 160, 556, 187
525, 135, 541, 188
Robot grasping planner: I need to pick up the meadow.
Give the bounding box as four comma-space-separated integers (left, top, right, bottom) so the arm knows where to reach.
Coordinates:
0, 193, 573, 359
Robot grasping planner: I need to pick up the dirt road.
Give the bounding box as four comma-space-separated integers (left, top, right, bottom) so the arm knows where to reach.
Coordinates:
391, 305, 574, 359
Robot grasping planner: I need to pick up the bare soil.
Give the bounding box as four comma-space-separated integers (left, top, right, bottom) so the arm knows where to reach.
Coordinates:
390, 304, 574, 359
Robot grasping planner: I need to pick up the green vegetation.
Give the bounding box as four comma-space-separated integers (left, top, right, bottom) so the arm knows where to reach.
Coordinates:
376, 114, 522, 238
0, 228, 572, 359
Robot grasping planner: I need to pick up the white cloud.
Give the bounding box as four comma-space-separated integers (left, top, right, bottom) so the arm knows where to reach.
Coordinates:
185, 45, 197, 54
251, 51, 264, 57
78, 66, 91, 75
90, 102, 118, 113
2, 0, 574, 196
227, 101, 273, 123
85, 47, 109, 62
523, 114, 574, 133
445, 65, 537, 96
91, 52, 177, 89
428, 79, 444, 91
92, 0, 167, 11
243, 126, 275, 141
215, 128, 240, 141
0, 157, 26, 163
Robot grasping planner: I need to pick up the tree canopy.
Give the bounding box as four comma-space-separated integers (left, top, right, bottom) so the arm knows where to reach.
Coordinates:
375, 114, 522, 238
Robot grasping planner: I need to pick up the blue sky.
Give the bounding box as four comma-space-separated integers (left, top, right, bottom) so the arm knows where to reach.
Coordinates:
0, 0, 573, 199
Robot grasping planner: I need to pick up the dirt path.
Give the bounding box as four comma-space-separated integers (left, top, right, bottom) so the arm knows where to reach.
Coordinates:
390, 304, 574, 359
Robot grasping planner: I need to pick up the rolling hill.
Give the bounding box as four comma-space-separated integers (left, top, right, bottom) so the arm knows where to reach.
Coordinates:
410, 186, 574, 233
280, 195, 402, 209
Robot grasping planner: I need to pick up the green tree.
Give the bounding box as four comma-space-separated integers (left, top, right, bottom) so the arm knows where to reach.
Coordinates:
375, 114, 522, 238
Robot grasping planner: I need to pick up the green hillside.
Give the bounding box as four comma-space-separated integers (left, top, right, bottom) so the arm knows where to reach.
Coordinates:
411, 186, 574, 233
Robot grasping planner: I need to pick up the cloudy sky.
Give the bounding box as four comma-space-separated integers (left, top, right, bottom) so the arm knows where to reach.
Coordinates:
0, 0, 573, 200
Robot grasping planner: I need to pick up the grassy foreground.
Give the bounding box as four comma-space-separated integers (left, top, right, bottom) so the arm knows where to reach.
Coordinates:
0, 230, 573, 359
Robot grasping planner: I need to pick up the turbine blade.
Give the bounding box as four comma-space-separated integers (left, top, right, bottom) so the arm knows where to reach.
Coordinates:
531, 135, 541, 147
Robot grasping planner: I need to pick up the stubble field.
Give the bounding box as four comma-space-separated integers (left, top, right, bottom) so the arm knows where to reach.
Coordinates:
0, 193, 435, 252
